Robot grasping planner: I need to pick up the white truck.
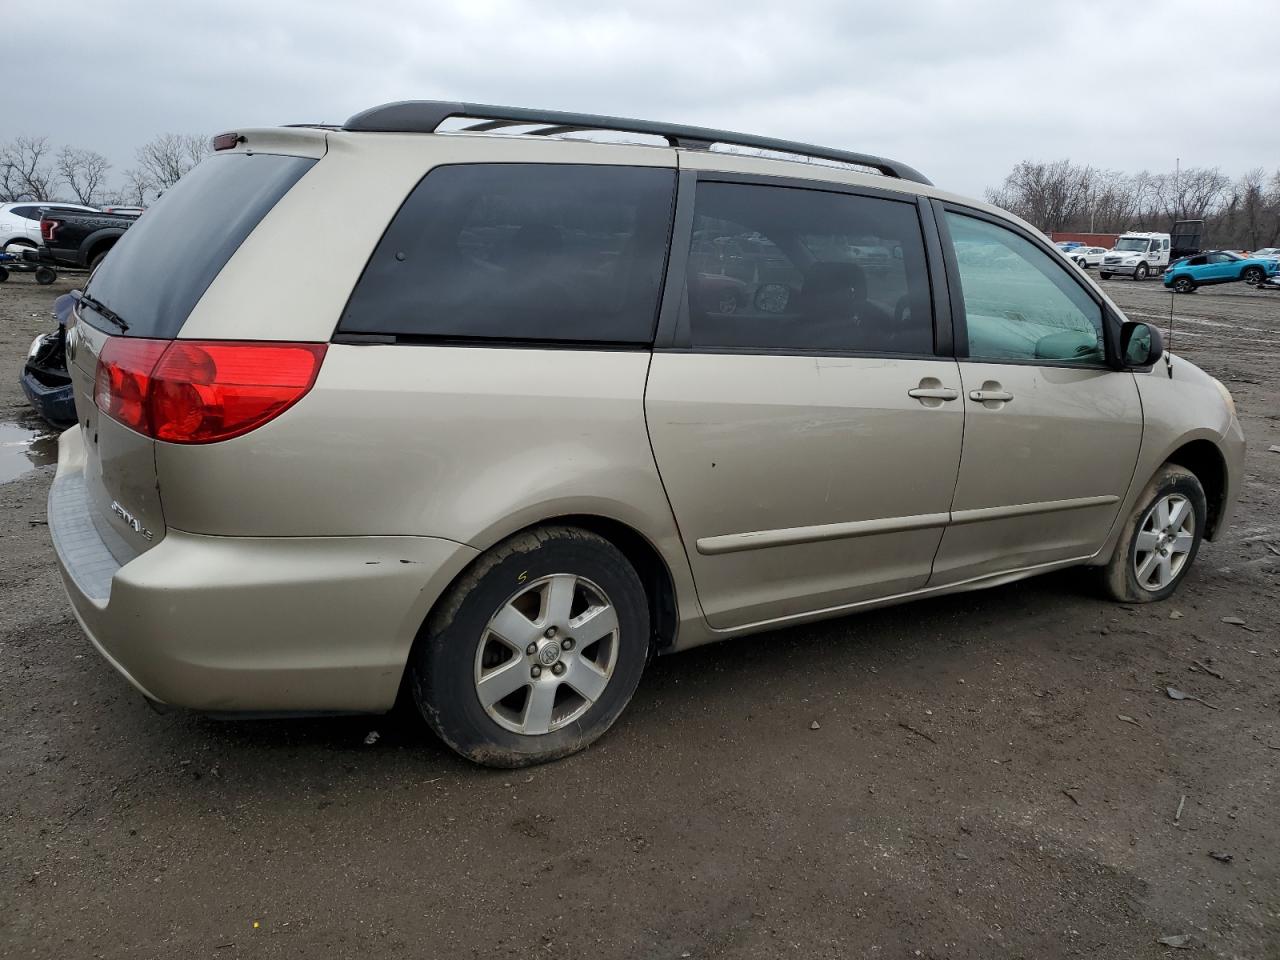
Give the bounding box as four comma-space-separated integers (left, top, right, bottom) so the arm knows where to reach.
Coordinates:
1099, 232, 1171, 280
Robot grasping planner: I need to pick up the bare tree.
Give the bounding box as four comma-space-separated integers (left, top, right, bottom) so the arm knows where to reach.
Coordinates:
57, 146, 112, 206
1153, 166, 1230, 223
984, 160, 1093, 233
107, 167, 157, 207
135, 133, 209, 190
0, 136, 57, 201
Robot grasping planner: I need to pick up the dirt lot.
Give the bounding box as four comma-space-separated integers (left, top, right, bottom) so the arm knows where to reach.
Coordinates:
1, 269, 1277, 960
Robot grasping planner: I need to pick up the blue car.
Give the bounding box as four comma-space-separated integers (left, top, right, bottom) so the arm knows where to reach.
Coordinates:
1163, 250, 1280, 293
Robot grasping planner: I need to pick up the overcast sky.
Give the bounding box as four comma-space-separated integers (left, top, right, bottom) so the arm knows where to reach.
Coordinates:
9, 0, 1277, 197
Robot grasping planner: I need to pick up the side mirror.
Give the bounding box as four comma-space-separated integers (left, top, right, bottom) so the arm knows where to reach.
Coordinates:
1120, 320, 1163, 368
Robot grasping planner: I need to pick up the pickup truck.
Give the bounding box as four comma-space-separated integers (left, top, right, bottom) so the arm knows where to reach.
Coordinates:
36, 208, 140, 270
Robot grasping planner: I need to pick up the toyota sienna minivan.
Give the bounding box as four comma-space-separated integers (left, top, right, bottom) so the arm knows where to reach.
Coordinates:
48, 101, 1244, 766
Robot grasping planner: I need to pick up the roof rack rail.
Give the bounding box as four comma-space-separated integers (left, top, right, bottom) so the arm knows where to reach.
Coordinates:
341, 101, 932, 186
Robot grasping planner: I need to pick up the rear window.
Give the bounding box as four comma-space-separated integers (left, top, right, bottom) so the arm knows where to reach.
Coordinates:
338, 164, 676, 345
84, 153, 315, 338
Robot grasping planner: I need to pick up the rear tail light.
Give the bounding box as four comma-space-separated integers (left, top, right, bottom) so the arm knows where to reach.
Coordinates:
94, 339, 327, 443
40, 218, 60, 242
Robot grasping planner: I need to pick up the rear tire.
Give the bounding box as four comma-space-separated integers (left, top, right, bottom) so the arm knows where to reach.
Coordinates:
409, 526, 650, 767
1134, 263, 1149, 281
0, 266, 8, 283
89, 250, 109, 273
1173, 276, 1196, 294
1100, 272, 1112, 280
1102, 465, 1206, 603
34, 266, 56, 285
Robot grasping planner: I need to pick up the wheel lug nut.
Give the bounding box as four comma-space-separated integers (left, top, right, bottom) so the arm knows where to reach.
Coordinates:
544, 626, 557, 639
561, 638, 574, 651
531, 665, 541, 679
526, 643, 537, 656
552, 662, 566, 676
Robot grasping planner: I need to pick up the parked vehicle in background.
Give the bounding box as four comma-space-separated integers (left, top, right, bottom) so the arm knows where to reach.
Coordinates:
36, 208, 141, 270
1067, 246, 1107, 269
1100, 232, 1171, 280
1, 202, 99, 254
20, 292, 79, 426
1248, 247, 1280, 260
1163, 250, 1280, 293
47, 101, 1244, 768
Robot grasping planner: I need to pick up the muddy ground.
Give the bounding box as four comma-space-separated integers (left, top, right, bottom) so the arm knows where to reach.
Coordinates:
1, 268, 1277, 960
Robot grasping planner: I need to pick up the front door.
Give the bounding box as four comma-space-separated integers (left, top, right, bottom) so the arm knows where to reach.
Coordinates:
646, 178, 964, 629
928, 208, 1143, 584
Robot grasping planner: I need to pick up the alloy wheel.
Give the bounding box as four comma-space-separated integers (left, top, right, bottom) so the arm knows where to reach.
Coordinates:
473, 573, 620, 735
1133, 494, 1195, 591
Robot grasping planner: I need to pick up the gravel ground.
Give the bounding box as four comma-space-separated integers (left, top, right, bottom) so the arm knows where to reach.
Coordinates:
1, 269, 1277, 959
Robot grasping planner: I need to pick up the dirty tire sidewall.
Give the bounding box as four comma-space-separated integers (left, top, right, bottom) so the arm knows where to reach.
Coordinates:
1103, 465, 1206, 603
411, 527, 649, 767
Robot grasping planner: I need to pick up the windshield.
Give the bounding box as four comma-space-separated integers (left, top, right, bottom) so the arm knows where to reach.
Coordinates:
1114, 238, 1156, 253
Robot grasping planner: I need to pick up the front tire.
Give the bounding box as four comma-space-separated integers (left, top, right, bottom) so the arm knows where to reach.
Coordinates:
410, 526, 650, 767
1133, 263, 1149, 281
1242, 266, 1264, 285
1099, 272, 1112, 280
1102, 465, 1206, 603
34, 266, 56, 285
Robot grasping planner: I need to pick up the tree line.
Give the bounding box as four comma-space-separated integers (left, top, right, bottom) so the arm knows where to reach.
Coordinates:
986, 160, 1280, 250
0, 134, 209, 208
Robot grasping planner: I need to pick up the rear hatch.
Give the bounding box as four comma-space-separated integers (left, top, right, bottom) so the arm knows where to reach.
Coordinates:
67, 149, 319, 563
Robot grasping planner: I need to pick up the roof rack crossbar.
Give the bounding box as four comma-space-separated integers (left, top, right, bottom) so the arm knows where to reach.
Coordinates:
342, 100, 931, 185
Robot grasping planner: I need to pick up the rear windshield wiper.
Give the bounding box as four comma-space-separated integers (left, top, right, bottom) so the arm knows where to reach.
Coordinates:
74, 291, 129, 332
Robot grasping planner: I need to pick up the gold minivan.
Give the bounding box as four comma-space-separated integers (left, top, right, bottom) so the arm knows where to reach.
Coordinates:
48, 102, 1244, 766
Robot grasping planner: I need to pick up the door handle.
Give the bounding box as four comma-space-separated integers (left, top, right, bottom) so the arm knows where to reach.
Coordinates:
908, 386, 959, 401
969, 389, 1014, 402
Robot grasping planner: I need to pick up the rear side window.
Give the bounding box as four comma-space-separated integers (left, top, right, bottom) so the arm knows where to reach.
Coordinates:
339, 164, 676, 345
683, 181, 934, 355
11, 205, 40, 220
85, 153, 315, 338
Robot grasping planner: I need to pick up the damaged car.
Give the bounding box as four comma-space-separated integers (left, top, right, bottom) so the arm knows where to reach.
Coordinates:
20, 291, 78, 428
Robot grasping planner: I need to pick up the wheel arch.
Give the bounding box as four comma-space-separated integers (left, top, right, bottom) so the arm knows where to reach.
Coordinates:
391, 511, 685, 715
494, 513, 680, 652
80, 228, 124, 266
1164, 438, 1228, 540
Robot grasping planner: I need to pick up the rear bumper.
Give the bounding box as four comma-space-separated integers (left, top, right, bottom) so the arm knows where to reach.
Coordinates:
48, 428, 479, 713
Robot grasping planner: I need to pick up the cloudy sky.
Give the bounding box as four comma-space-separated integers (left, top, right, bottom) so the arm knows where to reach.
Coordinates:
10, 0, 1277, 197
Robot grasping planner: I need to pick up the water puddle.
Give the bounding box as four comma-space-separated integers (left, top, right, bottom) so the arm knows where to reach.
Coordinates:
0, 422, 58, 484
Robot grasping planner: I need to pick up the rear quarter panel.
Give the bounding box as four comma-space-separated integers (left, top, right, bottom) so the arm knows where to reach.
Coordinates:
153, 345, 705, 632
